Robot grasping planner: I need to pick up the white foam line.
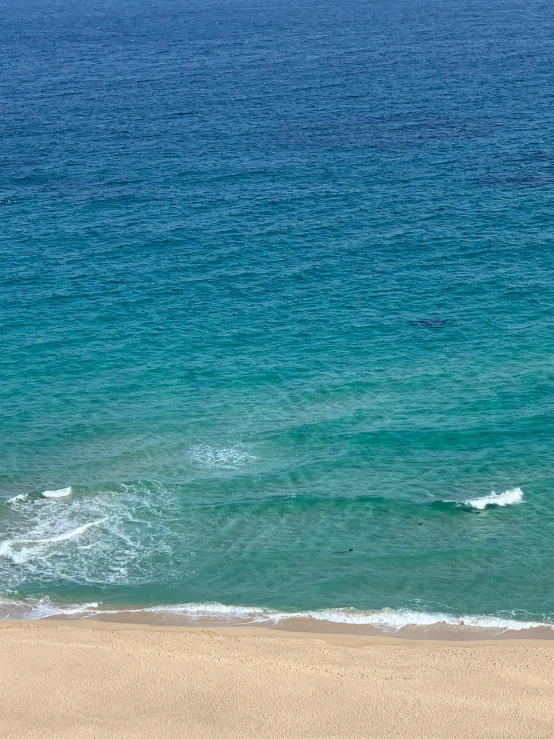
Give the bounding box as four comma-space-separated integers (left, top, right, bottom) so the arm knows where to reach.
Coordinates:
139, 604, 549, 631
0, 599, 550, 632
464, 487, 523, 510
0, 598, 101, 619
34, 519, 107, 545
0, 519, 107, 563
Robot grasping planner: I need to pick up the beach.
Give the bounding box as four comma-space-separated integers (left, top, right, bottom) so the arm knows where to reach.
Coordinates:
1, 621, 554, 738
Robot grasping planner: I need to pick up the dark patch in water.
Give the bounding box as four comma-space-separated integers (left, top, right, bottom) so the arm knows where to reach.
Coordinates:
411, 318, 445, 329
269, 113, 496, 151
524, 150, 554, 164
475, 174, 554, 187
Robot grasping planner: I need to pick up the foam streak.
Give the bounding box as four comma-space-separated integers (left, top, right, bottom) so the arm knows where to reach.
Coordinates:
0, 519, 107, 564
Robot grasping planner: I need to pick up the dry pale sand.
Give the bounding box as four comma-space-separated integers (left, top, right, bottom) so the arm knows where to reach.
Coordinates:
1, 620, 554, 739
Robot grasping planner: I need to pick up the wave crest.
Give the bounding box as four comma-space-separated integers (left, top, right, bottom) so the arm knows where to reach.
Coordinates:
42, 487, 72, 499
464, 487, 523, 510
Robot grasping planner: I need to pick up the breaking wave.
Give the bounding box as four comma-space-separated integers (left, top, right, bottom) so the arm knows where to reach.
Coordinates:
463, 487, 523, 510
7, 486, 72, 506
42, 486, 72, 499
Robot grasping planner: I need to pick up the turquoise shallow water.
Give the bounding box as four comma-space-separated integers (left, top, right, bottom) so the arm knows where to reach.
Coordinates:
2, 0, 554, 628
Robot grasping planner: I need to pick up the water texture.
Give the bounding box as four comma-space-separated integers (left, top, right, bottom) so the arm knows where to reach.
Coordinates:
1, 0, 554, 628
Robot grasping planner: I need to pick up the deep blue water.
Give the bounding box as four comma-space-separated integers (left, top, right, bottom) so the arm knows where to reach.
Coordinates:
2, 0, 554, 628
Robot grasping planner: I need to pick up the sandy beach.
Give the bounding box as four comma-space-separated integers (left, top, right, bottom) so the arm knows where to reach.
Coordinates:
1, 621, 553, 738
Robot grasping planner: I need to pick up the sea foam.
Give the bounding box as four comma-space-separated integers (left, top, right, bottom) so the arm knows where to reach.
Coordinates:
7, 493, 29, 505
464, 487, 523, 510
0, 519, 107, 564
0, 598, 550, 633
187, 444, 256, 469
42, 486, 72, 499
138, 603, 548, 631
0, 483, 186, 592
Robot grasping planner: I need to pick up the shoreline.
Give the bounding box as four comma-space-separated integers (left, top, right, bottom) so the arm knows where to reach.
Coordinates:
3, 596, 554, 641
7, 614, 554, 646
2, 619, 554, 738
37, 611, 554, 643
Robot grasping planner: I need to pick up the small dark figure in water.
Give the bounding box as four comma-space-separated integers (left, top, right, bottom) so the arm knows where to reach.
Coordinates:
411, 318, 445, 329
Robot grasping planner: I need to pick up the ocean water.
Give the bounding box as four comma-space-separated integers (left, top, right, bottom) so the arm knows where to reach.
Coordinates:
2, 0, 554, 630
